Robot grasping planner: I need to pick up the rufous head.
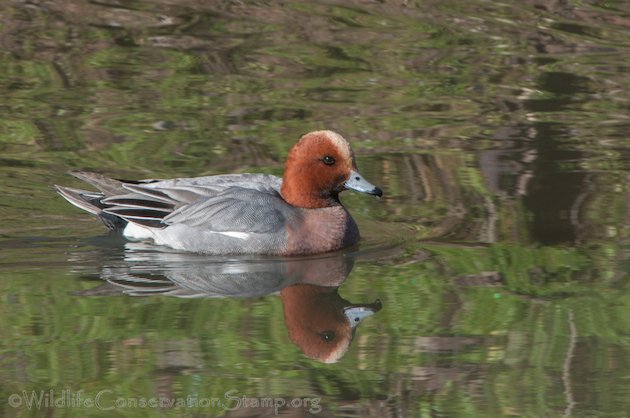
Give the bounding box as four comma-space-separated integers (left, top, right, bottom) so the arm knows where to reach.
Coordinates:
280, 284, 383, 363
280, 130, 382, 209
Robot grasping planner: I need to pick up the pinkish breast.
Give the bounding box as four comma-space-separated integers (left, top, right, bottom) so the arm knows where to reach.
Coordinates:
286, 205, 359, 255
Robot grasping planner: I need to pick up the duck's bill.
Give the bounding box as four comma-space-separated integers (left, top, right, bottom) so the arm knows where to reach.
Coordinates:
344, 299, 383, 328
344, 170, 383, 197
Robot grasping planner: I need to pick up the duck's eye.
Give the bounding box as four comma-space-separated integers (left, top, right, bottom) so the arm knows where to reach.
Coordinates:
319, 330, 336, 342
322, 155, 336, 166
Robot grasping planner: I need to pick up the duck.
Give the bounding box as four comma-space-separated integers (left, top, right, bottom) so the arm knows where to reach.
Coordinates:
55, 130, 382, 255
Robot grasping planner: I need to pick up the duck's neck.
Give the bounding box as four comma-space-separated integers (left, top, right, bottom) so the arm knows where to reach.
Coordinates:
281, 166, 340, 209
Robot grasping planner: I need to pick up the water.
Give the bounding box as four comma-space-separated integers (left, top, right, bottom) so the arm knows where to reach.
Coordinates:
1, 0, 630, 416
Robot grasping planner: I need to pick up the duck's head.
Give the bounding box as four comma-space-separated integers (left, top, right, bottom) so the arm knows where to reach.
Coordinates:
280, 284, 383, 363
281, 130, 382, 208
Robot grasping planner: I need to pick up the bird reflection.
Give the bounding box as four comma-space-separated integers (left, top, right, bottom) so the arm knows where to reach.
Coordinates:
76, 241, 382, 363
281, 284, 381, 363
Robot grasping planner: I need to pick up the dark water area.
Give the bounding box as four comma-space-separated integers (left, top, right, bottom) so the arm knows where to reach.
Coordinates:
1, 0, 630, 417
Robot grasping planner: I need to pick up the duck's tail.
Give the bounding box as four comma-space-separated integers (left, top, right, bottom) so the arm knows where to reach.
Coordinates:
54, 171, 129, 231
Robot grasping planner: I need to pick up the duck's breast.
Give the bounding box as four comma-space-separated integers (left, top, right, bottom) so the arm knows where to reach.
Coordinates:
286, 206, 359, 255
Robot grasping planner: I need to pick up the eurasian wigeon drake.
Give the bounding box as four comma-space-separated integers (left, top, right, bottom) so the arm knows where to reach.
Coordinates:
55, 130, 382, 255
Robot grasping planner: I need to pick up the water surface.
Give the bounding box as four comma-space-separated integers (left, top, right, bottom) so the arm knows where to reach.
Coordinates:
1, 1, 630, 417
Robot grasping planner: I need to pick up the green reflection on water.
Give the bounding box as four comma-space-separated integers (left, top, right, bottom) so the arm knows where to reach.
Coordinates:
1, 0, 630, 416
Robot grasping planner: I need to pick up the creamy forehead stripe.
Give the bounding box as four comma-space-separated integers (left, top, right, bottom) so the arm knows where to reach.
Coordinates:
312, 130, 351, 161
321, 336, 351, 363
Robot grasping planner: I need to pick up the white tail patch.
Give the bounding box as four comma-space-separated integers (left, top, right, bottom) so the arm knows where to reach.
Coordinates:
123, 223, 154, 240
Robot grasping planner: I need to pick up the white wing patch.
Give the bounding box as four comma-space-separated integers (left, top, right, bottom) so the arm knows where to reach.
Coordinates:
216, 231, 250, 240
